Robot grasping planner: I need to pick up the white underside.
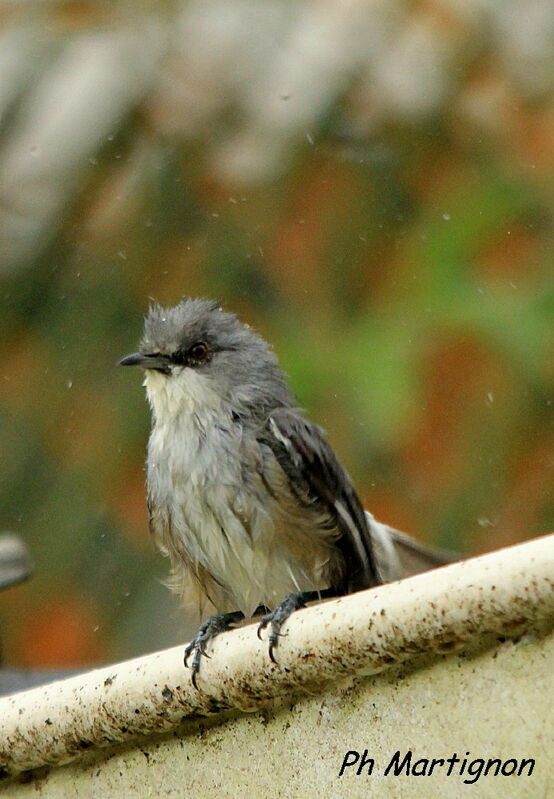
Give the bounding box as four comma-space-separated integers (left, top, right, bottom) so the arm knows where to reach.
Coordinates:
145, 369, 334, 617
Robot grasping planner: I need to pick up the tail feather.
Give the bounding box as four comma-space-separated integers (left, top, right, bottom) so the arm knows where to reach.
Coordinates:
365, 512, 459, 583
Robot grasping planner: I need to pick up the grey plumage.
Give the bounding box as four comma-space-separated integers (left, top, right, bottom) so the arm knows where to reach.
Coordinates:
120, 298, 455, 678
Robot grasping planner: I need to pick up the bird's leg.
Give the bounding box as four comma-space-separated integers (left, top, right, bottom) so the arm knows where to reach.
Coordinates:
184, 610, 244, 689
257, 588, 337, 663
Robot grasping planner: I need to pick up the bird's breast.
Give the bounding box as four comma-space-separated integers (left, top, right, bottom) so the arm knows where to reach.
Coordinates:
146, 406, 338, 615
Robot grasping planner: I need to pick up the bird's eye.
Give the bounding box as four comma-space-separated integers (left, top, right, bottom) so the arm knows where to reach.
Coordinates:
188, 342, 209, 362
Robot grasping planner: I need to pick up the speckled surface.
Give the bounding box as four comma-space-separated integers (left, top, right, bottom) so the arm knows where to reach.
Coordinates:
1, 534, 553, 797
3, 628, 553, 798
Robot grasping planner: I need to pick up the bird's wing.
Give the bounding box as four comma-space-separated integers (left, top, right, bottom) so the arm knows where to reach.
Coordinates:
259, 407, 381, 593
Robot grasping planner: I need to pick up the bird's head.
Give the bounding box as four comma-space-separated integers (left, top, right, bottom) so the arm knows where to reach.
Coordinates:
119, 298, 292, 421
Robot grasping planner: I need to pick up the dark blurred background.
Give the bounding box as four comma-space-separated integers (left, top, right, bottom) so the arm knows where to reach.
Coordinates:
0, 0, 552, 670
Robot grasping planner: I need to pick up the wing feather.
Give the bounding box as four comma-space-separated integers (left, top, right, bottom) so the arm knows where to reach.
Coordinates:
260, 407, 382, 593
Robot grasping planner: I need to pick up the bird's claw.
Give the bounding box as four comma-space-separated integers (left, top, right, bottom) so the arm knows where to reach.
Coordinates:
183, 612, 242, 689
257, 593, 306, 663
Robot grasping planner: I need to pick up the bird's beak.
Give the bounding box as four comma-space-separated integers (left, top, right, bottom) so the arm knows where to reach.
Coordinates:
118, 353, 171, 373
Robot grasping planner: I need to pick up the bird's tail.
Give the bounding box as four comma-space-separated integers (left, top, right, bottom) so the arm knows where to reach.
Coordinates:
365, 512, 459, 583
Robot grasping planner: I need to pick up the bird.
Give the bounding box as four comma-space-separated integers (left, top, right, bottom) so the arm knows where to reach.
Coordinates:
119, 298, 454, 687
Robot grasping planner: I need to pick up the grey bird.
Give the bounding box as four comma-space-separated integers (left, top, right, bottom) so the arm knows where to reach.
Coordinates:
120, 298, 455, 687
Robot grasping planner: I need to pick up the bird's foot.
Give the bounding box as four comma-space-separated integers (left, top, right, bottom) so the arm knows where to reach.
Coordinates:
184, 611, 243, 689
257, 592, 310, 664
